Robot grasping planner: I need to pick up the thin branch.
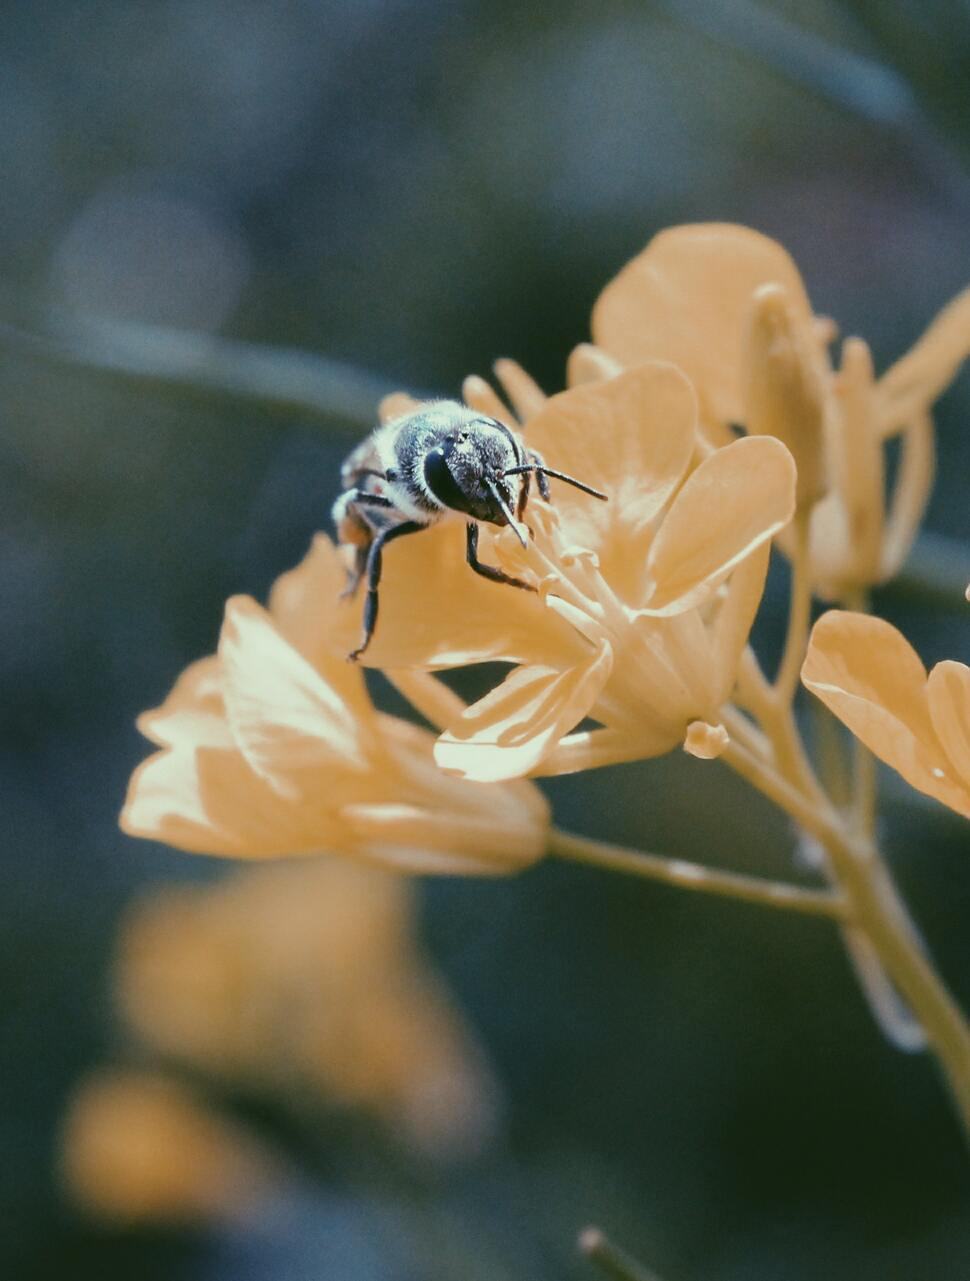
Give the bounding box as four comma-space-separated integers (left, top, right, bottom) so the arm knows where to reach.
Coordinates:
841, 587, 878, 838
656, 0, 970, 209
0, 310, 398, 436
579, 1228, 667, 1281
773, 508, 813, 706
548, 828, 845, 920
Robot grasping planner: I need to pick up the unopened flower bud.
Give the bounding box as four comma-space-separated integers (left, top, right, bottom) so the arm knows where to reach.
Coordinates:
833, 337, 884, 586
683, 720, 730, 760
743, 284, 828, 510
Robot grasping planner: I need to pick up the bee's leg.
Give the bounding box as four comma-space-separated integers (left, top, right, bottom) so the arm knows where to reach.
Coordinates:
465, 522, 535, 592
336, 491, 395, 599
528, 451, 551, 501
349, 519, 424, 661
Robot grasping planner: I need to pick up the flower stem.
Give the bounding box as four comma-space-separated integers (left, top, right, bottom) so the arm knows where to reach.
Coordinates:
547, 828, 845, 919
579, 1227, 665, 1281
722, 725, 970, 1141
774, 508, 813, 706
841, 587, 878, 838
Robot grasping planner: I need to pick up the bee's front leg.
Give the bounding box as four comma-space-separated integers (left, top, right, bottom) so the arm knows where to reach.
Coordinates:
465, 522, 535, 592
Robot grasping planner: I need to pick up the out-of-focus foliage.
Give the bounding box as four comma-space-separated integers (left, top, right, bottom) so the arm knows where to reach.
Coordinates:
1, 2, 969, 1280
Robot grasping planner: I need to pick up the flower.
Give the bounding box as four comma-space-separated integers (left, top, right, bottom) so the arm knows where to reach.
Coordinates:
351, 362, 796, 782
590, 223, 969, 598
802, 610, 970, 818
115, 860, 497, 1158
60, 1070, 270, 1224
121, 536, 548, 873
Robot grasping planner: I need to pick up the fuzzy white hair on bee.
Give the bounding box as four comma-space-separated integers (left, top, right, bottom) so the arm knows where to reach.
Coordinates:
334, 399, 607, 661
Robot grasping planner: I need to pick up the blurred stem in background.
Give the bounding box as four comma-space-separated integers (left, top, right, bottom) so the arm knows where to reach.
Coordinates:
580, 1226, 667, 1281
656, 0, 970, 212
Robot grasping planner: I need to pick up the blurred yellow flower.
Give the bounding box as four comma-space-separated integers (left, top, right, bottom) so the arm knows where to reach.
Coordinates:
116, 860, 497, 1159
121, 537, 548, 873
590, 223, 969, 597
360, 362, 796, 781
60, 1070, 270, 1224
802, 610, 970, 818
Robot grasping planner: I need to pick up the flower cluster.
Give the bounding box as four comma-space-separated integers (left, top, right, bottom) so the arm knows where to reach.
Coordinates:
122, 222, 970, 873
590, 222, 958, 598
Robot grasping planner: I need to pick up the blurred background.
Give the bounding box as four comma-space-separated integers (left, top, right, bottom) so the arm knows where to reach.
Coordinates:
1, 1, 969, 1277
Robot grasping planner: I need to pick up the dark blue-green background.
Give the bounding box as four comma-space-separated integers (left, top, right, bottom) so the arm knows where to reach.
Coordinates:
1, 2, 968, 1277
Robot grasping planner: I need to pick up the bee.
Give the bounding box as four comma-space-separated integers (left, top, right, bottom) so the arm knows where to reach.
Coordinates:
333, 400, 608, 660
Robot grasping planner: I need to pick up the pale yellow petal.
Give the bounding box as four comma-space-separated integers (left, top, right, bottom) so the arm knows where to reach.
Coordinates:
136, 655, 224, 745
267, 535, 374, 714
710, 542, 771, 706
462, 375, 515, 425
343, 804, 538, 875
877, 285, 970, 436
926, 661, 970, 795
493, 359, 546, 421
120, 712, 328, 857
434, 645, 613, 782
566, 343, 622, 387
802, 612, 970, 815
641, 436, 796, 615
880, 413, 935, 581
524, 362, 697, 601
613, 615, 714, 732
379, 391, 421, 424
592, 224, 813, 423
379, 713, 545, 814
219, 597, 373, 794
537, 725, 672, 774
347, 520, 575, 671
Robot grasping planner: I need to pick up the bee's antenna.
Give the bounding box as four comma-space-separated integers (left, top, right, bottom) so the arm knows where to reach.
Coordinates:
504, 464, 608, 501
487, 481, 529, 547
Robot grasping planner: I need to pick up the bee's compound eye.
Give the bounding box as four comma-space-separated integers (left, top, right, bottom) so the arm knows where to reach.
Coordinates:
424, 446, 467, 511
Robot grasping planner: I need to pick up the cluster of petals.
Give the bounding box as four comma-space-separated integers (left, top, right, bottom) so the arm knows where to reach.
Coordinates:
120, 537, 548, 873
590, 222, 970, 597
357, 361, 796, 782
803, 611, 970, 819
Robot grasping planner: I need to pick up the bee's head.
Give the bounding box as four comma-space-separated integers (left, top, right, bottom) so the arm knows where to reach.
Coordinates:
423, 414, 525, 538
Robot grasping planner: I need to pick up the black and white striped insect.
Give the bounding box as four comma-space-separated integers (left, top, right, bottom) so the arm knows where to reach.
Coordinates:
333, 400, 607, 660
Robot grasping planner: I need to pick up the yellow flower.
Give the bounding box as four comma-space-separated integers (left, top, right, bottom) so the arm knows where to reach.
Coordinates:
60, 1070, 270, 1224
352, 362, 796, 781
116, 861, 497, 1158
802, 610, 970, 818
121, 537, 548, 873
591, 222, 967, 598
